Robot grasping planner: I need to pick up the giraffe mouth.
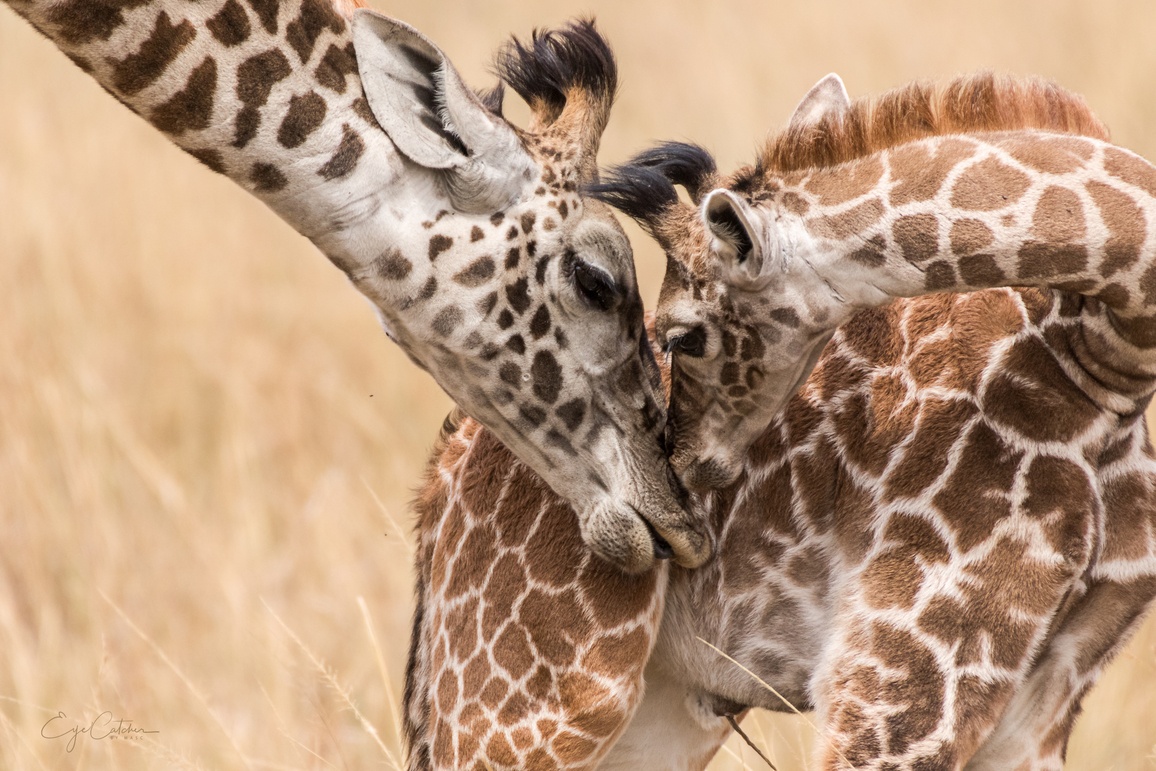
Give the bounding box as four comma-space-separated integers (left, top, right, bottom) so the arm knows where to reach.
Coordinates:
640, 515, 676, 561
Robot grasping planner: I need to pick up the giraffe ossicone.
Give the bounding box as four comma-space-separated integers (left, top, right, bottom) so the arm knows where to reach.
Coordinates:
3, 0, 708, 571
407, 73, 1156, 770
786, 72, 850, 132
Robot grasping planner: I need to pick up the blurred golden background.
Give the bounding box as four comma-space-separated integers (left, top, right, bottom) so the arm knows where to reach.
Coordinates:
1, 1, 1154, 768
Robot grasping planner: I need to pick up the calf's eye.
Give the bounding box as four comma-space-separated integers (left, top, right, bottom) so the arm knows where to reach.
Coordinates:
665, 326, 706, 358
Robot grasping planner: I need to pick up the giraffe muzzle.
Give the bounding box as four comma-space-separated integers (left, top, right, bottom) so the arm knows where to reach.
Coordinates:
581, 497, 710, 573
630, 502, 710, 571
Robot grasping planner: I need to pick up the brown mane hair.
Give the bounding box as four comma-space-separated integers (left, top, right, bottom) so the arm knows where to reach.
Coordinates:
735, 72, 1110, 190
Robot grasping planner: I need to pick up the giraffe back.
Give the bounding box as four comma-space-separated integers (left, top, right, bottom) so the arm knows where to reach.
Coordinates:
744, 72, 1108, 182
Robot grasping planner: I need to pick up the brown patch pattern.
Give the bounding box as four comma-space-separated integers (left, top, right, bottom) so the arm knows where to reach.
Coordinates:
245, 0, 279, 33
317, 124, 365, 180
206, 0, 251, 47
949, 218, 994, 256
1087, 180, 1145, 278
804, 156, 885, 206
285, 0, 345, 63
249, 162, 288, 193
1105, 146, 1156, 199
1032, 185, 1086, 243
889, 138, 977, 207
110, 11, 197, 96
950, 156, 1031, 211
1002, 134, 1093, 174
809, 198, 885, 240
893, 213, 940, 263
314, 42, 357, 93
46, 0, 152, 45
277, 90, 326, 148
233, 48, 291, 148
151, 56, 217, 135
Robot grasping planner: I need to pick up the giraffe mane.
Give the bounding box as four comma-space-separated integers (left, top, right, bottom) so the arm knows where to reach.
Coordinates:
733, 71, 1110, 192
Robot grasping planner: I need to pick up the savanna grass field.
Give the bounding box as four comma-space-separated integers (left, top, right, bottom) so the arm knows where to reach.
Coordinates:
2, 1, 1155, 768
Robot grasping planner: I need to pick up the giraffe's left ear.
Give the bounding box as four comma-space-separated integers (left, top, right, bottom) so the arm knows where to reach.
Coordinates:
787, 73, 851, 131
352, 10, 535, 213
702, 189, 765, 285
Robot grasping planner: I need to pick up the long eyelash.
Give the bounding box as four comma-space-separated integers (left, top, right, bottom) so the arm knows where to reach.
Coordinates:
570, 258, 617, 310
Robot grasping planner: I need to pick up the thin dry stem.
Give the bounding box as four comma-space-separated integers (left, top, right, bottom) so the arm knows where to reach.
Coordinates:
262, 600, 404, 771
358, 595, 405, 749
100, 590, 251, 769
698, 637, 850, 769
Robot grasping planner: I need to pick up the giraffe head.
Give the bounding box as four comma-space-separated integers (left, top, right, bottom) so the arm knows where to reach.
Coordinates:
349, 13, 708, 570
591, 77, 855, 491
594, 72, 1112, 491
589, 128, 837, 492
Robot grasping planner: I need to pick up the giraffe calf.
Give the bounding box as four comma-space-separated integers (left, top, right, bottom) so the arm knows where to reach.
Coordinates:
411, 293, 1156, 771
405, 74, 1156, 770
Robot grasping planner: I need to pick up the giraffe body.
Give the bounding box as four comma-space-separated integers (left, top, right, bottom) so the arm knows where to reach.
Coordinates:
407, 75, 1156, 770
412, 290, 1156, 770
3, 1, 707, 570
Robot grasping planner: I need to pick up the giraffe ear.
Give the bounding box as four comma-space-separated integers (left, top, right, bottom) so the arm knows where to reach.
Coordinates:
352, 10, 534, 212
702, 189, 764, 285
787, 73, 851, 131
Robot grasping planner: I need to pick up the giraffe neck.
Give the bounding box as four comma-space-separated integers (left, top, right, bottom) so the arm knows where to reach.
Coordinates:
8, 0, 432, 271
406, 418, 669, 770
779, 129, 1156, 403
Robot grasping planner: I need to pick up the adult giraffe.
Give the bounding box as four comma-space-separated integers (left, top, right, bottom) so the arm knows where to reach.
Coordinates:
406, 74, 1156, 769
1, 0, 707, 571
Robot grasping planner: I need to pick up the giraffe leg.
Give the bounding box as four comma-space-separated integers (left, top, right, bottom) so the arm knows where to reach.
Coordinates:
964, 439, 1156, 769
813, 619, 994, 770
811, 530, 1094, 770
965, 580, 1156, 769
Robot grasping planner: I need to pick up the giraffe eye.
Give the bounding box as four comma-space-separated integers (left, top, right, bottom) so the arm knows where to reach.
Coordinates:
571, 258, 618, 312
664, 326, 706, 358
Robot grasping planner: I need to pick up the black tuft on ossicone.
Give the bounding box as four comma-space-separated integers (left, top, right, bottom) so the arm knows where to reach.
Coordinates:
619, 142, 717, 202
495, 18, 617, 120
586, 164, 678, 225
587, 141, 717, 227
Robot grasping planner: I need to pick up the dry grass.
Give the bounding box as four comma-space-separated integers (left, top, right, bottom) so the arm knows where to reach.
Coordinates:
1, 0, 1155, 768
